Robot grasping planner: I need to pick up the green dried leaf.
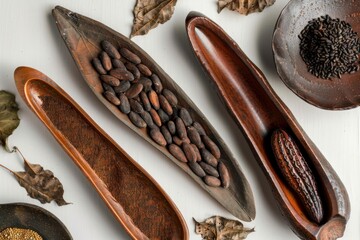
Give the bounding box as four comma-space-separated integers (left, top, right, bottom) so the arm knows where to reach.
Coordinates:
194, 216, 254, 240
218, 0, 275, 15
0, 91, 20, 152
131, 0, 177, 38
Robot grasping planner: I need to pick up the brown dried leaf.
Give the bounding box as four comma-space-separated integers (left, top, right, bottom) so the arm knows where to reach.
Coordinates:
194, 216, 254, 240
131, 0, 177, 38
218, 0, 276, 15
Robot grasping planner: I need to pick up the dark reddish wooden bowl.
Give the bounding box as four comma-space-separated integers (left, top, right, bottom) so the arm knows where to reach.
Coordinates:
273, 0, 360, 110
186, 12, 350, 240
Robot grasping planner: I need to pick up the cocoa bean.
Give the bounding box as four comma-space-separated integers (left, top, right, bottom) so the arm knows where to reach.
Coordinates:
203, 176, 221, 187
167, 121, 176, 135
125, 62, 141, 79
162, 89, 178, 107
112, 59, 126, 70
113, 81, 131, 94
193, 122, 206, 136
137, 63, 152, 76
179, 108, 193, 126
202, 135, 221, 159
175, 117, 187, 139
140, 91, 151, 111
160, 126, 172, 145
101, 82, 115, 94
183, 143, 197, 162
191, 144, 201, 162
129, 111, 147, 128
151, 74, 163, 93
201, 148, 218, 167
101, 40, 121, 59
125, 83, 143, 98
172, 136, 183, 146
92, 58, 107, 75
99, 51, 112, 71
218, 161, 230, 188
150, 128, 167, 146
157, 109, 169, 123
148, 90, 160, 110
199, 162, 219, 177
118, 93, 130, 114
104, 91, 120, 105
159, 95, 173, 115
168, 144, 187, 162
109, 68, 135, 81
119, 47, 141, 64
149, 109, 162, 127
187, 127, 204, 148
140, 111, 155, 129
137, 77, 153, 92
129, 99, 144, 114
100, 75, 120, 87
188, 162, 206, 178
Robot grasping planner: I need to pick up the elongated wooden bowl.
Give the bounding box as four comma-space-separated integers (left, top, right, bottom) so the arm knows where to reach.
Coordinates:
14, 66, 188, 240
51, 6, 255, 221
186, 12, 350, 240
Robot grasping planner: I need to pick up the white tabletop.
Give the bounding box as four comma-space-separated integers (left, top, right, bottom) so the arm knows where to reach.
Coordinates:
0, 1, 358, 239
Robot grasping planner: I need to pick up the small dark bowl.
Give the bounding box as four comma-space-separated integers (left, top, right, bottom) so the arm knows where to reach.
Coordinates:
273, 0, 360, 110
0, 203, 72, 240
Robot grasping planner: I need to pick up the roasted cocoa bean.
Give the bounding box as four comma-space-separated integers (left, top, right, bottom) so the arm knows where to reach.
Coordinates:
109, 68, 135, 81
188, 162, 206, 178
191, 144, 201, 161
125, 62, 141, 79
112, 59, 126, 70
201, 148, 218, 167
129, 111, 147, 128
187, 126, 204, 148
101, 40, 121, 59
137, 77, 153, 92
218, 161, 230, 188
157, 109, 169, 123
203, 176, 221, 187
202, 135, 221, 159
101, 82, 115, 94
159, 95, 173, 115
199, 161, 219, 177
99, 51, 112, 71
183, 143, 197, 162
140, 111, 155, 129
193, 122, 206, 136
160, 126, 172, 144
129, 99, 144, 114
149, 108, 162, 127
271, 129, 323, 223
151, 74, 163, 93
162, 89, 178, 107
140, 91, 151, 111
167, 121, 176, 135
113, 81, 131, 94
92, 58, 107, 75
175, 117, 187, 139
137, 63, 152, 76
148, 90, 160, 110
168, 144, 187, 162
104, 91, 120, 105
100, 75, 120, 87
179, 108, 193, 126
172, 136, 183, 146
150, 128, 167, 146
118, 93, 130, 114
125, 83, 143, 98
119, 47, 141, 64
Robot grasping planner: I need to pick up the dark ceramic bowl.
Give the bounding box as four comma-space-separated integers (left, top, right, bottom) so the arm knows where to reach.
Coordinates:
273, 0, 360, 110
0, 203, 72, 240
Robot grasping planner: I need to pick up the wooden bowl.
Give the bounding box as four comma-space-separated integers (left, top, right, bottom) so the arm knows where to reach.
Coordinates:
273, 0, 360, 110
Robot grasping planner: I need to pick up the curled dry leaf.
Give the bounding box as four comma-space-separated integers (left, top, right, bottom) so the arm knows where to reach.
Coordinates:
218, 0, 276, 15
194, 216, 254, 240
131, 0, 177, 38
0, 91, 20, 152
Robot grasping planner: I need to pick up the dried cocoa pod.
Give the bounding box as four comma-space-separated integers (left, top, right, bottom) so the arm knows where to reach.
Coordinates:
129, 99, 144, 114
193, 122, 206, 136
118, 93, 130, 114
199, 161, 219, 177
179, 108, 193, 126
125, 83, 143, 98
110, 68, 135, 81
140, 91, 151, 111
183, 143, 197, 162
202, 135, 221, 159
201, 148, 218, 167
114, 81, 131, 94
175, 117, 187, 139
159, 95, 173, 115
104, 91, 120, 105
203, 176, 221, 187
137, 77, 153, 92
149, 108, 162, 127
148, 90, 160, 110
191, 144, 201, 162
150, 128, 167, 146
100, 75, 120, 87
92, 58, 107, 75
167, 121, 176, 135
99, 51, 112, 71
160, 126, 172, 144
187, 126, 204, 148
168, 144, 187, 162
129, 111, 147, 128
188, 162, 206, 178
271, 129, 323, 223
140, 111, 155, 129
101, 40, 121, 59
157, 109, 169, 123
137, 63, 152, 76
125, 62, 141, 79
218, 162, 230, 188
151, 74, 163, 93
119, 47, 141, 64
101, 82, 115, 94
162, 89, 178, 107
112, 59, 126, 70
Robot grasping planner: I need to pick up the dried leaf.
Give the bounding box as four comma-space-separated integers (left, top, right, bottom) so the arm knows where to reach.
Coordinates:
131, 0, 177, 38
194, 216, 254, 240
218, 0, 275, 15
0, 91, 20, 152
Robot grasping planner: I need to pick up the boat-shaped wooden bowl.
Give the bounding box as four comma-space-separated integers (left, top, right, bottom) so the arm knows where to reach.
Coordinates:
14, 66, 188, 240
0, 202, 72, 240
186, 12, 350, 240
51, 6, 255, 221
273, 0, 360, 110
